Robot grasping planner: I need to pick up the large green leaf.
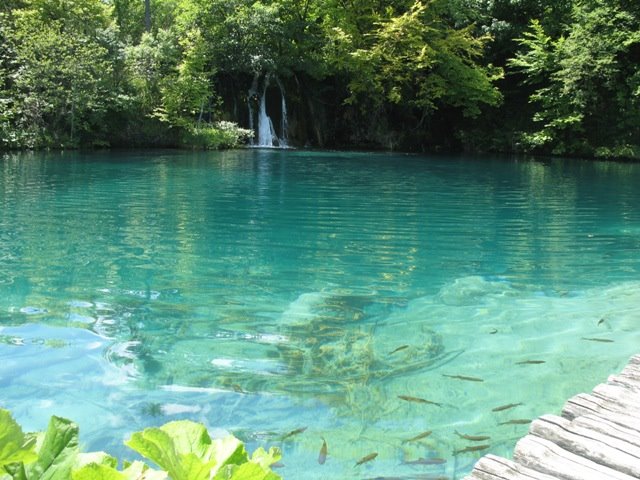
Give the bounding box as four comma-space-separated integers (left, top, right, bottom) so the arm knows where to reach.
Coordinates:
125, 421, 254, 480
72, 463, 127, 480
0, 409, 37, 468
213, 462, 281, 480
125, 421, 215, 480
76, 452, 118, 470
249, 448, 281, 471
121, 461, 167, 480
25, 416, 79, 480
207, 436, 247, 474
71, 460, 168, 480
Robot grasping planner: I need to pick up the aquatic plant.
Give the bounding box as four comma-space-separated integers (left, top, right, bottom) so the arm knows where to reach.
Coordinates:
0, 409, 282, 480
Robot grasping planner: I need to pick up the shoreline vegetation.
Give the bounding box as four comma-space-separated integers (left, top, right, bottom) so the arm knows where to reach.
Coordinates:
0, 0, 638, 159
0, 408, 283, 480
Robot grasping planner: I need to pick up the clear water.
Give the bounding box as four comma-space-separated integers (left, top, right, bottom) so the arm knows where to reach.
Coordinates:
2, 150, 640, 479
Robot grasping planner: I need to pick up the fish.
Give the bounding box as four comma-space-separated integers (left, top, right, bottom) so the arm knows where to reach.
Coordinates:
488, 328, 498, 334
454, 430, 490, 441
398, 395, 441, 407
412, 476, 451, 480
402, 430, 432, 443
402, 457, 447, 465
362, 477, 403, 480
270, 461, 285, 469
498, 419, 531, 425
597, 318, 605, 326
491, 402, 523, 412
318, 437, 327, 464
453, 444, 490, 455
281, 426, 307, 440
581, 337, 614, 343
442, 374, 484, 382
231, 384, 244, 393
515, 360, 545, 365
354, 452, 378, 467
364, 476, 449, 480
389, 345, 410, 355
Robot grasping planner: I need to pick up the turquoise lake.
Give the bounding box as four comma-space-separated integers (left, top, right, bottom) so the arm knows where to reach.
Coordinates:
1, 149, 640, 479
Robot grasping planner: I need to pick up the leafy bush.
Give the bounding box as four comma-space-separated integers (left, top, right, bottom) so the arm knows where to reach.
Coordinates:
180, 122, 254, 150
0, 408, 282, 480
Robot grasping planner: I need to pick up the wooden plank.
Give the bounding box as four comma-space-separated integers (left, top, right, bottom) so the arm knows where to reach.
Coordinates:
513, 435, 637, 480
573, 414, 640, 448
466, 454, 560, 480
607, 374, 640, 392
595, 381, 640, 402
620, 363, 640, 379
563, 400, 640, 436
529, 414, 640, 477
563, 390, 640, 420
562, 392, 611, 420
463, 474, 484, 480
592, 383, 640, 415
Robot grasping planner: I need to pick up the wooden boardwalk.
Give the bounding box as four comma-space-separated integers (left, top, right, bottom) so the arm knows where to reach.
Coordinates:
464, 354, 640, 480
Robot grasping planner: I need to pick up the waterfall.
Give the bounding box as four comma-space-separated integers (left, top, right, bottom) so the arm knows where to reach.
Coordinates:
247, 73, 289, 148
276, 77, 288, 148
257, 74, 277, 146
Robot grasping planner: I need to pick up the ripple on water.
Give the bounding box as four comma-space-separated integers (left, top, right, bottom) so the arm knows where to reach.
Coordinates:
19, 306, 48, 315
2, 151, 640, 479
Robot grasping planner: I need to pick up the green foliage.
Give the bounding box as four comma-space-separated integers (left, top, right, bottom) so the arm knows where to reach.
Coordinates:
125, 29, 181, 114
180, 122, 254, 150
2, 0, 119, 148
155, 28, 214, 127
0, 411, 37, 469
0, 409, 281, 480
1, 0, 637, 155
510, 0, 640, 157
342, 1, 502, 116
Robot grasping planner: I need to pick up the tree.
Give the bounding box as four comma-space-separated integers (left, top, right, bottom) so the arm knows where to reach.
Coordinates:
5, 2, 118, 147
510, 0, 640, 157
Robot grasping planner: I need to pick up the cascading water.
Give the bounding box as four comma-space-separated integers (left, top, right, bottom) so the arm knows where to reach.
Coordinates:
248, 73, 289, 148
276, 77, 288, 148
257, 75, 277, 146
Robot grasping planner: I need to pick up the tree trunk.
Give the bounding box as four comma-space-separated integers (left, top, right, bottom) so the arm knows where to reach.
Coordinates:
144, 0, 151, 32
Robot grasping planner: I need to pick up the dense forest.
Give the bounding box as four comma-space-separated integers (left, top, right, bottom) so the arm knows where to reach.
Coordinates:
0, 0, 638, 157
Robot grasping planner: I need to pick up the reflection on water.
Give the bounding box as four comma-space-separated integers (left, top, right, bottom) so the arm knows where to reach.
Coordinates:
1, 150, 640, 478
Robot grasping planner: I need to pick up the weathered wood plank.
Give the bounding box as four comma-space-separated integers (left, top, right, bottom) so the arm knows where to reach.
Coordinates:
562, 392, 614, 420
620, 362, 640, 378
563, 390, 640, 420
573, 414, 640, 448
528, 414, 640, 477
563, 400, 640, 436
463, 455, 560, 480
513, 435, 637, 480
608, 364, 640, 386
595, 382, 640, 402
607, 374, 640, 392
592, 383, 640, 415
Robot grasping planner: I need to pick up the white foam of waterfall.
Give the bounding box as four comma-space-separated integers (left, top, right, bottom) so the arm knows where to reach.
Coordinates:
248, 73, 289, 148
276, 77, 288, 148
257, 74, 277, 147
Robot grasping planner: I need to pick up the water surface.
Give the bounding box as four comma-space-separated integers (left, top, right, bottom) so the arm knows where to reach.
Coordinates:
1, 150, 640, 478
